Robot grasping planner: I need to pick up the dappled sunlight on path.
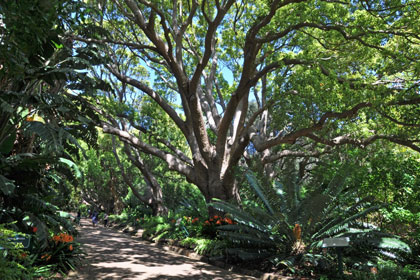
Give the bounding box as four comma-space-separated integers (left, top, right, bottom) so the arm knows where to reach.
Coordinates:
67, 218, 256, 280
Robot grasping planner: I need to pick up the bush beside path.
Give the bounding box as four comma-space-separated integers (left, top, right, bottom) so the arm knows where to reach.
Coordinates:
66, 218, 257, 280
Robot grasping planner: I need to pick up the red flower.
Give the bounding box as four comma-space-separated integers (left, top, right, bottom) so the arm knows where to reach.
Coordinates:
216, 220, 222, 225
32, 227, 38, 233
204, 220, 210, 225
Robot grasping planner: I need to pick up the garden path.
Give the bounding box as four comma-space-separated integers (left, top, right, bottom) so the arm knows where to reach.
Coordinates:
66, 218, 257, 280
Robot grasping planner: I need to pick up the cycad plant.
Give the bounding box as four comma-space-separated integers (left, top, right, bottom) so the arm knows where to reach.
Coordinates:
211, 171, 411, 273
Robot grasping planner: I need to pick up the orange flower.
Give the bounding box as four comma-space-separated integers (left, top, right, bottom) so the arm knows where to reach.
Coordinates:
69, 244, 73, 251
52, 233, 73, 243
65, 234, 73, 243
41, 253, 50, 261
192, 217, 199, 223
293, 223, 301, 240
216, 220, 221, 225
214, 215, 219, 219
224, 218, 233, 224
204, 220, 210, 225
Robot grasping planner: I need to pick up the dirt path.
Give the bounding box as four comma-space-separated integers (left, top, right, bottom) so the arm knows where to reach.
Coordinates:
67, 218, 257, 280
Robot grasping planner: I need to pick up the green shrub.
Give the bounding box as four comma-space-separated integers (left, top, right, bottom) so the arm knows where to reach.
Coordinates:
30, 231, 84, 275
180, 237, 227, 256
0, 225, 35, 280
346, 262, 420, 280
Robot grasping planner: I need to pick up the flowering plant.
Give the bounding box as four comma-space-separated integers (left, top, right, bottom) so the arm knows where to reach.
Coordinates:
202, 215, 235, 238
33, 232, 84, 273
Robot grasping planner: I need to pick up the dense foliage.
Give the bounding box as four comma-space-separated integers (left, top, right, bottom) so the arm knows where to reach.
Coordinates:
1, 0, 419, 278
0, 0, 95, 277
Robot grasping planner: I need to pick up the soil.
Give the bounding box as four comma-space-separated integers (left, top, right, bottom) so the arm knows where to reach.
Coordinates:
66, 218, 257, 280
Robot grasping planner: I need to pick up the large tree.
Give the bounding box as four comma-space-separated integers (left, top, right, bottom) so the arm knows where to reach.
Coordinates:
75, 0, 420, 205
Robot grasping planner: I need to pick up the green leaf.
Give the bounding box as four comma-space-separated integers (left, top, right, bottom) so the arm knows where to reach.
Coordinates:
246, 172, 275, 215
51, 40, 63, 49
0, 133, 16, 155
59, 158, 82, 179
376, 237, 411, 253
0, 175, 15, 195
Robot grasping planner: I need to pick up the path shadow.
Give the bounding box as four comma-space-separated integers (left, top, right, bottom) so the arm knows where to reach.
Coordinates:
69, 218, 256, 280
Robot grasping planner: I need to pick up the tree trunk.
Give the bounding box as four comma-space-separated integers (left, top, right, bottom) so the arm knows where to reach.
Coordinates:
195, 165, 241, 216
112, 137, 168, 216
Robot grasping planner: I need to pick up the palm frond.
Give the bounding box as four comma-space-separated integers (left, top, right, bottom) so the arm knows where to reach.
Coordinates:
210, 200, 269, 231
312, 204, 381, 241
219, 232, 276, 249
246, 172, 274, 215
226, 248, 274, 261
22, 194, 56, 214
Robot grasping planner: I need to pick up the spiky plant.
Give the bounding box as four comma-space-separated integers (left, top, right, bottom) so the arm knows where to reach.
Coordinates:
211, 172, 411, 271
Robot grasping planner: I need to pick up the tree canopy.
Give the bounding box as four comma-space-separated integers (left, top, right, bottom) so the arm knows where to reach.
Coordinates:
72, 0, 419, 204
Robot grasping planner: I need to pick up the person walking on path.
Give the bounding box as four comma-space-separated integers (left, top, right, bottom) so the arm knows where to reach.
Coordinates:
103, 213, 109, 227
75, 209, 81, 226
91, 210, 98, 227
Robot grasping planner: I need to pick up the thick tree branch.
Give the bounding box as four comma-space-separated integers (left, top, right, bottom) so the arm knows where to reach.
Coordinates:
183, 0, 234, 164
106, 66, 188, 136
217, 0, 306, 158
254, 102, 372, 151
70, 35, 156, 52
262, 149, 331, 165
111, 136, 152, 205
102, 123, 196, 182
307, 133, 420, 153
127, 121, 194, 166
